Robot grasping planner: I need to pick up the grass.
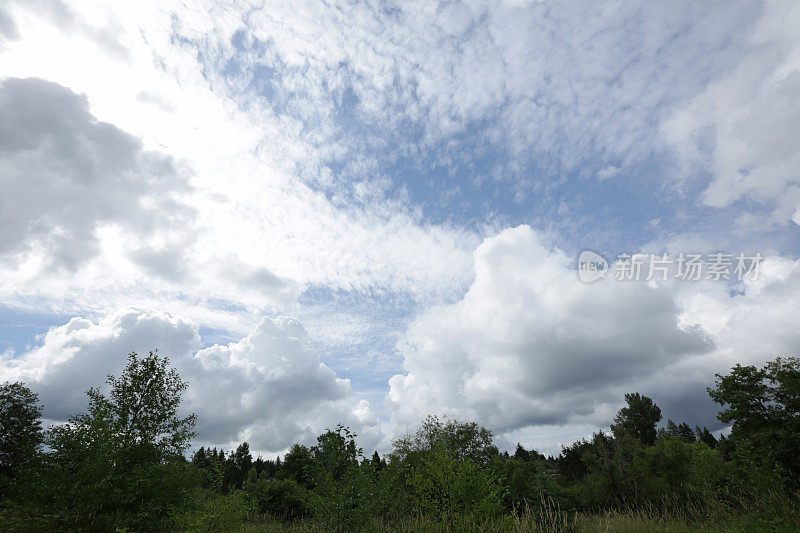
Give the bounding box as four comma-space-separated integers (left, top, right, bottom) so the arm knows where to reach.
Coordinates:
213, 491, 800, 533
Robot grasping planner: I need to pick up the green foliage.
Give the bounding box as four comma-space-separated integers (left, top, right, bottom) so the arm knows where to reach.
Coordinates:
312, 425, 362, 482
381, 417, 507, 521
310, 425, 368, 528
555, 431, 731, 510
391, 415, 499, 466
281, 444, 318, 490
3, 353, 800, 532
396, 442, 506, 521
192, 446, 227, 491
244, 476, 314, 520
95, 350, 197, 455
632, 436, 728, 501
369, 450, 386, 470
708, 356, 800, 491
39, 350, 199, 529
695, 426, 717, 447
0, 382, 43, 496
178, 490, 253, 532
611, 392, 663, 446
499, 448, 562, 513
665, 419, 697, 443
224, 442, 254, 492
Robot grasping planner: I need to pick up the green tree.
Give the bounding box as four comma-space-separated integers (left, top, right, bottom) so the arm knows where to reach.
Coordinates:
312, 425, 361, 481
95, 350, 196, 455
558, 438, 592, 482
665, 419, 696, 442
391, 415, 499, 466
281, 444, 317, 489
44, 350, 198, 529
402, 442, 506, 520
708, 356, 800, 490
0, 382, 43, 494
388, 417, 505, 520
631, 436, 728, 503
311, 426, 367, 529
708, 357, 800, 434
611, 393, 662, 446
369, 450, 386, 470
224, 442, 253, 491
244, 476, 313, 520
513, 443, 530, 462
695, 426, 717, 447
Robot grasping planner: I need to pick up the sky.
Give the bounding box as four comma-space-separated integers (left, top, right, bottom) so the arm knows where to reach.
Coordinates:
0, 0, 799, 456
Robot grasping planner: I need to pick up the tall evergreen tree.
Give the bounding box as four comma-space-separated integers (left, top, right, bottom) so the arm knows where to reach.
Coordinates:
695, 426, 717, 447
514, 443, 531, 462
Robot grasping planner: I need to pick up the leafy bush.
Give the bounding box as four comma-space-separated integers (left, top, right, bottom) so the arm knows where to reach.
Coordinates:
245, 476, 314, 520
401, 444, 506, 521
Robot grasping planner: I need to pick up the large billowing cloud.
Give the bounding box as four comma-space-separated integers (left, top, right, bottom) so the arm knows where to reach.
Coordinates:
0, 74, 303, 316
388, 226, 712, 432
387, 226, 800, 446
0, 77, 192, 271
0, 309, 381, 453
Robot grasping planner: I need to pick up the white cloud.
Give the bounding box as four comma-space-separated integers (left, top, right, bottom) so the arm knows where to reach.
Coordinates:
209, 0, 758, 190
597, 166, 620, 181
0, 309, 381, 453
0, 77, 193, 272
0, 1, 481, 326
0, 76, 300, 318
388, 226, 711, 433
387, 226, 800, 448
662, 0, 800, 226
0, 0, 778, 331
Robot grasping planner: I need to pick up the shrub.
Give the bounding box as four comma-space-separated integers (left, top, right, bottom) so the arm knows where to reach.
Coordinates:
401, 444, 506, 521
245, 476, 314, 520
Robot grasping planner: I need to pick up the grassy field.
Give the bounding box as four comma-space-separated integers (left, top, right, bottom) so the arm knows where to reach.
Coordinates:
182, 491, 800, 533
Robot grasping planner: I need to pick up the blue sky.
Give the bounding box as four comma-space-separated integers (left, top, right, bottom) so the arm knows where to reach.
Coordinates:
1, 0, 799, 454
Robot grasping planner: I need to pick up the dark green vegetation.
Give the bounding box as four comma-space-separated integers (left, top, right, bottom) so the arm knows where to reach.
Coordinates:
1, 353, 799, 531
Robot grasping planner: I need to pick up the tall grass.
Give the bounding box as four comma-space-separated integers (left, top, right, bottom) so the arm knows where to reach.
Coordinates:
215, 489, 800, 533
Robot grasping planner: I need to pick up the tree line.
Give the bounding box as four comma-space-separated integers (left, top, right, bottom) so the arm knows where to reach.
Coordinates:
1, 351, 799, 530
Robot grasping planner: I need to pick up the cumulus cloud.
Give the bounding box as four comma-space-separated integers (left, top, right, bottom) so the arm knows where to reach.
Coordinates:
0, 309, 381, 453
388, 226, 712, 434
387, 226, 800, 448
0, 77, 193, 272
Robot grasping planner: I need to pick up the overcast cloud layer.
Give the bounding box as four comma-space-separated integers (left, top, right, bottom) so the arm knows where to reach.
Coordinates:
0, 0, 799, 455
